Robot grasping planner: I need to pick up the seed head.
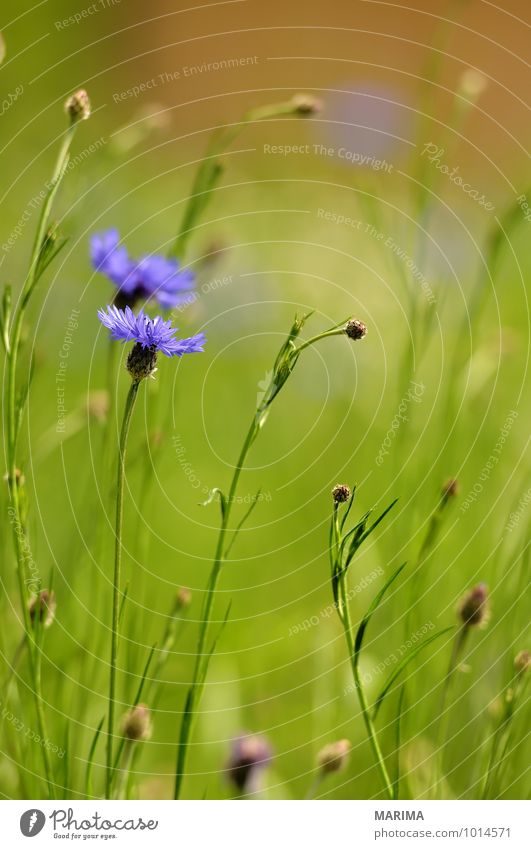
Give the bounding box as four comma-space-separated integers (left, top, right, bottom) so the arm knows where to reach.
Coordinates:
332, 483, 351, 504
458, 583, 489, 628
317, 739, 351, 775
28, 590, 56, 629
514, 650, 530, 675
345, 319, 367, 341
65, 89, 91, 123
290, 94, 323, 116
121, 703, 152, 741
126, 342, 158, 381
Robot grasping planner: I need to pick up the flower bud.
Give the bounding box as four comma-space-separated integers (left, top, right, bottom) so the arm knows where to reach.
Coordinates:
514, 650, 530, 675
290, 94, 323, 116
442, 478, 459, 500
227, 733, 272, 792
28, 590, 56, 629
64, 89, 91, 123
126, 342, 157, 381
332, 484, 351, 504
176, 587, 192, 610
458, 583, 489, 628
345, 319, 367, 341
121, 703, 152, 741
317, 739, 351, 775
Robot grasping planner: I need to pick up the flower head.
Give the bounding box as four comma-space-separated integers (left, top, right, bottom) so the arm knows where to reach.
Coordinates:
332, 483, 351, 504
98, 305, 205, 380
226, 733, 272, 793
345, 319, 367, 340
91, 229, 195, 310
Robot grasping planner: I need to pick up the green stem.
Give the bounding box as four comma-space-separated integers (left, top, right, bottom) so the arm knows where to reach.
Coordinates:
4, 119, 78, 800
106, 379, 140, 798
173, 417, 256, 799
339, 573, 394, 799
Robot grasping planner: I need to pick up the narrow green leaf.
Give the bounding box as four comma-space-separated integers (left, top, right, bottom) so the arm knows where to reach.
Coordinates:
224, 489, 262, 557
393, 686, 406, 800
85, 716, 105, 798
339, 485, 357, 531
1, 284, 11, 354
354, 562, 407, 657
199, 601, 232, 687
359, 498, 399, 545
372, 627, 455, 719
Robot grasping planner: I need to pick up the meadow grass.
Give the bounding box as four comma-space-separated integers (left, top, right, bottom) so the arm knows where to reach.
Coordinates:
0, 80, 529, 803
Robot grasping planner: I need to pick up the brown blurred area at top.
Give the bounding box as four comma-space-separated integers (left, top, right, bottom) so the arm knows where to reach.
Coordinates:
2, 0, 529, 178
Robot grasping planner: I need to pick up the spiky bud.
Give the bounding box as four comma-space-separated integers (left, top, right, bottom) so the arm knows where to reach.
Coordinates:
317, 739, 351, 775
332, 484, 351, 504
514, 650, 530, 675
345, 319, 367, 341
121, 703, 152, 741
290, 94, 323, 116
28, 590, 56, 629
126, 343, 157, 381
458, 583, 489, 628
64, 89, 91, 123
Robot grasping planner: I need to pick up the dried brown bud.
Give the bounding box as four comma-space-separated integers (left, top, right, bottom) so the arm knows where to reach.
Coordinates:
28, 590, 56, 629
317, 739, 351, 775
65, 89, 91, 123
442, 478, 459, 499
290, 94, 323, 116
332, 484, 351, 504
514, 650, 530, 675
458, 583, 489, 628
121, 703, 152, 741
345, 319, 367, 341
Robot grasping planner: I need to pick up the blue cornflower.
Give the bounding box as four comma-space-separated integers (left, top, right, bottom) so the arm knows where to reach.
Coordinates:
98, 304, 205, 379
91, 229, 195, 309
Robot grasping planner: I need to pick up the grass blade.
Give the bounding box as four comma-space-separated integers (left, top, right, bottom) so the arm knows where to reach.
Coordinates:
354, 562, 407, 657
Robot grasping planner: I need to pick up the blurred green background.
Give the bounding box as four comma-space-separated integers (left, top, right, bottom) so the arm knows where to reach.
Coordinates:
0, 0, 529, 799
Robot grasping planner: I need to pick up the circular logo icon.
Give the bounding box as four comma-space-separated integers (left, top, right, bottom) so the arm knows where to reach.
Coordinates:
20, 810, 46, 837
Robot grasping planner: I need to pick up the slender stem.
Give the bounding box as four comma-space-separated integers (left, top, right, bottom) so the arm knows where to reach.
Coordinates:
432, 625, 467, 797
339, 573, 394, 799
115, 739, 134, 800
106, 379, 140, 798
4, 120, 78, 800
174, 416, 257, 799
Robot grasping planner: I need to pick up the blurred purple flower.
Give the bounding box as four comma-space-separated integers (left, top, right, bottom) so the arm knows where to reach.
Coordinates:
226, 733, 272, 795
91, 229, 195, 309
98, 305, 205, 357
